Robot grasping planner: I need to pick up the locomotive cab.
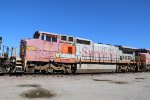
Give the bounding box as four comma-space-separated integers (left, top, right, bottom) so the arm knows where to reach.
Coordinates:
21, 31, 77, 74
21, 31, 59, 63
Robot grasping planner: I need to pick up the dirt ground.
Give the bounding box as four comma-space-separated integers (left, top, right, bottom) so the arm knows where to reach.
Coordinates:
0, 72, 150, 100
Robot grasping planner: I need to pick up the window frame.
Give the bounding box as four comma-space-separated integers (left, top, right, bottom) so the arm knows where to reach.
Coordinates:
76, 39, 91, 45
61, 35, 67, 41
68, 37, 74, 42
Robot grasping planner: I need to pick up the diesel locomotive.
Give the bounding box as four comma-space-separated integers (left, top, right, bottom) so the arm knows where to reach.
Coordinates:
0, 31, 150, 74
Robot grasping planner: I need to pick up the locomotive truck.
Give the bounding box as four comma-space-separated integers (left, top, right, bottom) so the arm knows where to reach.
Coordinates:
0, 31, 150, 74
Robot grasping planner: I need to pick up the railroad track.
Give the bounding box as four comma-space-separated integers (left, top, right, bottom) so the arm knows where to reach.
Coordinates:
0, 71, 148, 77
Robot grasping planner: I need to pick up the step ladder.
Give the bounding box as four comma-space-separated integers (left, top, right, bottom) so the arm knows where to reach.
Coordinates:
15, 57, 24, 73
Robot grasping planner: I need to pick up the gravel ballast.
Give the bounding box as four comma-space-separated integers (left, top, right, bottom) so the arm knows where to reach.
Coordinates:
0, 72, 150, 100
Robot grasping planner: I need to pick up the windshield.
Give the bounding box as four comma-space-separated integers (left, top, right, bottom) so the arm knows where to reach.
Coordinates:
33, 33, 40, 39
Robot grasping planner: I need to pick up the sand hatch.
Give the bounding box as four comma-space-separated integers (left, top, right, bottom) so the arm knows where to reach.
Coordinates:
20, 88, 56, 99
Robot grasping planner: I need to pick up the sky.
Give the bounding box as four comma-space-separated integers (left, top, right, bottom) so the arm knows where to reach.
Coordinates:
0, 0, 150, 50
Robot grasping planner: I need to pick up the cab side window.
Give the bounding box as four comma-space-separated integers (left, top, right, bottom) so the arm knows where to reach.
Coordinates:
45, 34, 57, 42
61, 36, 67, 41
46, 35, 51, 42
52, 37, 57, 42
41, 34, 45, 40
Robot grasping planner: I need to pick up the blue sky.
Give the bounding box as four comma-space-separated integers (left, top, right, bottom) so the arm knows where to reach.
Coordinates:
0, 0, 150, 49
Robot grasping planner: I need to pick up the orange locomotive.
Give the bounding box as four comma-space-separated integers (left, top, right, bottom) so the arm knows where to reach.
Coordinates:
0, 31, 149, 74
19, 31, 150, 74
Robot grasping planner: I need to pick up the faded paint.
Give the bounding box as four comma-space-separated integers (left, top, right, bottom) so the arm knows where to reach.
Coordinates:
22, 33, 76, 63
61, 44, 76, 54
76, 43, 120, 63
20, 31, 138, 66
76, 64, 116, 73
55, 53, 76, 58
26, 46, 37, 51
140, 53, 150, 65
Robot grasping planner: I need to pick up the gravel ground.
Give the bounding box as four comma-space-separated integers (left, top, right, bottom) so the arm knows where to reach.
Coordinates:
0, 72, 150, 100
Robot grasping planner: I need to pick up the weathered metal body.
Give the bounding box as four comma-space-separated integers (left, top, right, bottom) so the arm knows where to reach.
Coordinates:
19, 31, 149, 74
0, 31, 149, 74
139, 53, 150, 65
76, 42, 119, 62
137, 49, 150, 71
20, 31, 76, 73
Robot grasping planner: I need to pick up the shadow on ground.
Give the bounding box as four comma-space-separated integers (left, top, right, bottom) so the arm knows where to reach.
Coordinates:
17, 84, 56, 99
93, 79, 128, 84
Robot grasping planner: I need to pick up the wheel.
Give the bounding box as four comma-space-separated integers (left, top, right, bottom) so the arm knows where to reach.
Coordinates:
116, 65, 121, 72
65, 68, 72, 74
47, 68, 54, 74
125, 67, 129, 72
0, 67, 4, 75
26, 68, 34, 73
146, 65, 150, 72
34, 69, 38, 74
71, 64, 77, 74
61, 70, 64, 74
